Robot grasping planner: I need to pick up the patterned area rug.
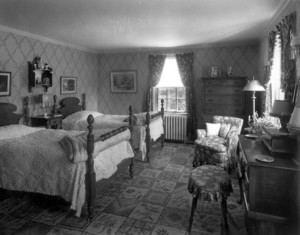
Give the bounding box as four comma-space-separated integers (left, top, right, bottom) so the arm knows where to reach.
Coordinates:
0, 142, 247, 235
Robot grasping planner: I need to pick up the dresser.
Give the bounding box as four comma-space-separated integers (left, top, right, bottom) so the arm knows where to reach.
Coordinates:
202, 77, 247, 118
237, 135, 298, 225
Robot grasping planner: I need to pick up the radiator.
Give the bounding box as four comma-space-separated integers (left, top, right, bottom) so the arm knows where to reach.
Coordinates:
164, 114, 187, 142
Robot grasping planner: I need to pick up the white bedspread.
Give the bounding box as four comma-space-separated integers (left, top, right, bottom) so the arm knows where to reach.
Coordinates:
149, 116, 164, 141
0, 126, 134, 216
62, 112, 164, 161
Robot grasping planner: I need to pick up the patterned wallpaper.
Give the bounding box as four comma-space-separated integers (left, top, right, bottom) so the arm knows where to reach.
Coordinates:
98, 45, 259, 127
0, 28, 258, 128
0, 30, 98, 117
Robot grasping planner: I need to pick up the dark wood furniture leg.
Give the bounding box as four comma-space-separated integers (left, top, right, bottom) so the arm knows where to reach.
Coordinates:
221, 194, 229, 228
188, 193, 199, 233
86, 115, 95, 220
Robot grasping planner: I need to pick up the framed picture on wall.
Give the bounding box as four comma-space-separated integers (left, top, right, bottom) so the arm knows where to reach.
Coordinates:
110, 70, 137, 93
60, 76, 77, 94
0, 71, 11, 96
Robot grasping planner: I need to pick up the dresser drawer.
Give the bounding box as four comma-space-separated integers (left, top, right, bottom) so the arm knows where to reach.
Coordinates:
205, 95, 243, 105
204, 79, 245, 86
204, 104, 244, 115
205, 86, 243, 95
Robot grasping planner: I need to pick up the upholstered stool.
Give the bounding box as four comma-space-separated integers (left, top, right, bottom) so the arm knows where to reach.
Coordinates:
193, 140, 229, 168
187, 165, 233, 233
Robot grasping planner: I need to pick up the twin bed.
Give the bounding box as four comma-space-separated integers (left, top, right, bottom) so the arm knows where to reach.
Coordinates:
57, 93, 165, 163
0, 94, 165, 219
0, 98, 134, 219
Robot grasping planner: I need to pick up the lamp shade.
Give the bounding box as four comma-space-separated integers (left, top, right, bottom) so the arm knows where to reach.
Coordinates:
288, 104, 300, 131
269, 100, 291, 117
242, 80, 265, 91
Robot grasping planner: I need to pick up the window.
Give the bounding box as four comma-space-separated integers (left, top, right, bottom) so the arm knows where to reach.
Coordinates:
269, 33, 284, 106
158, 87, 186, 112
154, 56, 186, 112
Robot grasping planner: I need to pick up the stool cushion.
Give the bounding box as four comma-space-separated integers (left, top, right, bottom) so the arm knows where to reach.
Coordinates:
188, 165, 233, 201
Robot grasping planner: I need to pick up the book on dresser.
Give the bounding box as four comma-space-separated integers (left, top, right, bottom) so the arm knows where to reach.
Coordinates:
261, 126, 296, 155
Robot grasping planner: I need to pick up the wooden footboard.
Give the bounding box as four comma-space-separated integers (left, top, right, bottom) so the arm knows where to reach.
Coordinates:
85, 114, 133, 219
145, 95, 165, 163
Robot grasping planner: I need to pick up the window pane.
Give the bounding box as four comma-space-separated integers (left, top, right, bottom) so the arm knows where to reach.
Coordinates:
168, 99, 177, 110
177, 87, 186, 99
158, 88, 167, 99
178, 100, 186, 111
168, 88, 176, 98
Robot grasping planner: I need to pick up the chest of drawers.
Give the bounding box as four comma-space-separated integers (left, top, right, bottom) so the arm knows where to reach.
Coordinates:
202, 77, 246, 117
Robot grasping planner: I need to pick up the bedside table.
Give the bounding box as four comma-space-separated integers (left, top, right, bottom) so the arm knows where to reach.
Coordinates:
31, 115, 62, 129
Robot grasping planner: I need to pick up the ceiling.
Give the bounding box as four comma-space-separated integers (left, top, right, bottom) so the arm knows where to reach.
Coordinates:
0, 0, 288, 53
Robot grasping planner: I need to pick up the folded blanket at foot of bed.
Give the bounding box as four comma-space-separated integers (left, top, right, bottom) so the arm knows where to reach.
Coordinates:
59, 126, 131, 163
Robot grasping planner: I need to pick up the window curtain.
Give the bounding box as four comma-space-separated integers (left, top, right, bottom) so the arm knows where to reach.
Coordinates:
176, 53, 196, 140
277, 12, 296, 102
262, 30, 277, 114
145, 54, 166, 111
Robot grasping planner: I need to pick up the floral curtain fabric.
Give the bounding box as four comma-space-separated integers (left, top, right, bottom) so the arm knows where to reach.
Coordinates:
148, 55, 166, 88
262, 30, 277, 113
176, 53, 196, 140
145, 55, 166, 111
277, 12, 296, 102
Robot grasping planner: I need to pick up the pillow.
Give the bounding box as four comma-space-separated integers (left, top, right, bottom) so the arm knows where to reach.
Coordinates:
0, 124, 44, 140
124, 112, 147, 126
206, 123, 221, 136
219, 123, 231, 139
63, 110, 103, 130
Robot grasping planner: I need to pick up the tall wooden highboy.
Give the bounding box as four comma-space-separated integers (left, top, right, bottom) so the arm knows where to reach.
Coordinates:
202, 77, 247, 120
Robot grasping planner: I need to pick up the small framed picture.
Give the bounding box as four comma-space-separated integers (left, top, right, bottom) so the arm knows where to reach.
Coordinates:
0, 71, 11, 96
60, 77, 77, 94
110, 70, 137, 93
211, 67, 218, 77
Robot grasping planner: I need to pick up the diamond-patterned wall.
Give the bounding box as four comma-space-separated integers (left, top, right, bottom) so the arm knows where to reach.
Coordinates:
0, 28, 258, 128
98, 45, 259, 127
0, 30, 98, 116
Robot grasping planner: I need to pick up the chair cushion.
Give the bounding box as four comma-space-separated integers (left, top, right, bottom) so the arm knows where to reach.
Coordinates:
195, 137, 227, 152
219, 123, 231, 139
206, 123, 221, 136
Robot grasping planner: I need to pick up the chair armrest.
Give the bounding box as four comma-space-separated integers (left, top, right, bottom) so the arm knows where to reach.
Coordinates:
196, 129, 207, 139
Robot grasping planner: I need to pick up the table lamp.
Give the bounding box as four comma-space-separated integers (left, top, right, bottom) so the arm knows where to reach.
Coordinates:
287, 104, 300, 132
242, 77, 265, 124
269, 100, 291, 132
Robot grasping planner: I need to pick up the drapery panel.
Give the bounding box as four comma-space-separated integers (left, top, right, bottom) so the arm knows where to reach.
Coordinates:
262, 30, 277, 114
145, 55, 166, 111
278, 12, 296, 102
149, 55, 166, 88
176, 53, 196, 140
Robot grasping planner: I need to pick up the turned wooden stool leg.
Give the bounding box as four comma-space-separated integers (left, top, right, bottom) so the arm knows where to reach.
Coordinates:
188, 193, 199, 233
221, 194, 228, 228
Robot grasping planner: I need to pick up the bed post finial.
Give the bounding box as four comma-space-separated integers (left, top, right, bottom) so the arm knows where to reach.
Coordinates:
23, 96, 29, 126
82, 93, 86, 110
86, 114, 95, 219
53, 95, 57, 115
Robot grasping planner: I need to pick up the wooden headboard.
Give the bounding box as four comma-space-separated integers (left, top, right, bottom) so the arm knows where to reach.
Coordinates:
58, 93, 86, 118
0, 97, 29, 127
0, 103, 23, 127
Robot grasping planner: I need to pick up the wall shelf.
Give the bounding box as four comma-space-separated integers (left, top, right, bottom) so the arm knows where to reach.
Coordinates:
28, 57, 53, 92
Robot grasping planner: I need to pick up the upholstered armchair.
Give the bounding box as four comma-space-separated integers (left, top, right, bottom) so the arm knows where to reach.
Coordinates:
193, 116, 244, 172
